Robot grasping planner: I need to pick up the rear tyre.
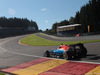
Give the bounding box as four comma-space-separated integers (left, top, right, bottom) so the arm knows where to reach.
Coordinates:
82, 47, 87, 55
75, 46, 82, 57
75, 46, 87, 56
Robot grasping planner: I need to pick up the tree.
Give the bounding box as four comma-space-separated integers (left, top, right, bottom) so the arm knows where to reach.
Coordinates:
60, 20, 69, 26
52, 22, 58, 33
0, 17, 38, 30
30, 20, 38, 31
74, 11, 80, 24
50, 0, 100, 33
73, 0, 100, 32
69, 17, 74, 24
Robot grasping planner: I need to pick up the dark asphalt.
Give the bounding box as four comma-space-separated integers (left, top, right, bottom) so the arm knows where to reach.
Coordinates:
37, 33, 100, 41
0, 34, 100, 69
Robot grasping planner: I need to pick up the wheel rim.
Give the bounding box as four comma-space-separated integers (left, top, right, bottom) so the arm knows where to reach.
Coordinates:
63, 52, 68, 60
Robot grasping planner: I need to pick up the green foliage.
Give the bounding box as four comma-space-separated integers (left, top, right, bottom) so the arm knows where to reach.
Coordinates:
30, 20, 38, 31
0, 17, 38, 38
75, 0, 100, 32
74, 11, 80, 24
69, 17, 75, 24
60, 20, 69, 26
52, 22, 58, 34
38, 29, 43, 32
0, 17, 38, 31
0, 72, 5, 75
50, 0, 100, 34
44, 29, 55, 35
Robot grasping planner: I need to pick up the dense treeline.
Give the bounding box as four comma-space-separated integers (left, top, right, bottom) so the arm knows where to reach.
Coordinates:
0, 17, 38, 30
74, 0, 100, 32
0, 17, 38, 38
47, 0, 100, 34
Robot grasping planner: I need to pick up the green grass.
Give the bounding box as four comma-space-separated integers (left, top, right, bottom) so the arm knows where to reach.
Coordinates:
20, 34, 100, 46
0, 72, 5, 75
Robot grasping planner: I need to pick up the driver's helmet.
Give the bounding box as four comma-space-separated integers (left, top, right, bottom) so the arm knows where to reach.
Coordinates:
59, 43, 63, 48
60, 43, 63, 46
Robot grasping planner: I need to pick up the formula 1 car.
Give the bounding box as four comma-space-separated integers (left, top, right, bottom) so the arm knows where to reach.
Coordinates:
43, 43, 87, 60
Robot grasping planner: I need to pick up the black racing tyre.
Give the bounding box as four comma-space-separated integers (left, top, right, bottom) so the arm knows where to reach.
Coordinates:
75, 46, 87, 56
82, 47, 87, 55
59, 55, 63, 58
44, 50, 50, 57
75, 46, 83, 57
75, 46, 82, 53
63, 51, 72, 60
63, 52, 68, 60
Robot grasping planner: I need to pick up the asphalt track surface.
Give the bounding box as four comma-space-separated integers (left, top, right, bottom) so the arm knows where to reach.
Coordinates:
0, 34, 100, 74
37, 33, 100, 41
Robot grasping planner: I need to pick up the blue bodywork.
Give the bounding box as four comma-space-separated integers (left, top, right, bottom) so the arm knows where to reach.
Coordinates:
50, 49, 65, 56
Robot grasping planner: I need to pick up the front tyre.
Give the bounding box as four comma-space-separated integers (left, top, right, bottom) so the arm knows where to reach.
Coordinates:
44, 50, 50, 57
63, 51, 72, 60
63, 52, 68, 60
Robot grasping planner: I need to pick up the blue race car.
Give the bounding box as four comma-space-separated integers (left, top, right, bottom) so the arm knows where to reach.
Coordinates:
44, 43, 87, 60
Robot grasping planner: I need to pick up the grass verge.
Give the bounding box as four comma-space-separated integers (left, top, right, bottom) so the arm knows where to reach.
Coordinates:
20, 34, 100, 46
0, 72, 5, 75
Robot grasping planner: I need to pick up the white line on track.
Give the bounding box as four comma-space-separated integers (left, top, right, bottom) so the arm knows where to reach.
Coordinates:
0, 37, 43, 58
7, 51, 42, 58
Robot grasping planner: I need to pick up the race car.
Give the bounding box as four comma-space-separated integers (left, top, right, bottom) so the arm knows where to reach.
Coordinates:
43, 43, 87, 60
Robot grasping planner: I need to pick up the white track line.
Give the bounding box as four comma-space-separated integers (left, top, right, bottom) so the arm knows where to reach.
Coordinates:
0, 37, 43, 58
7, 51, 42, 58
